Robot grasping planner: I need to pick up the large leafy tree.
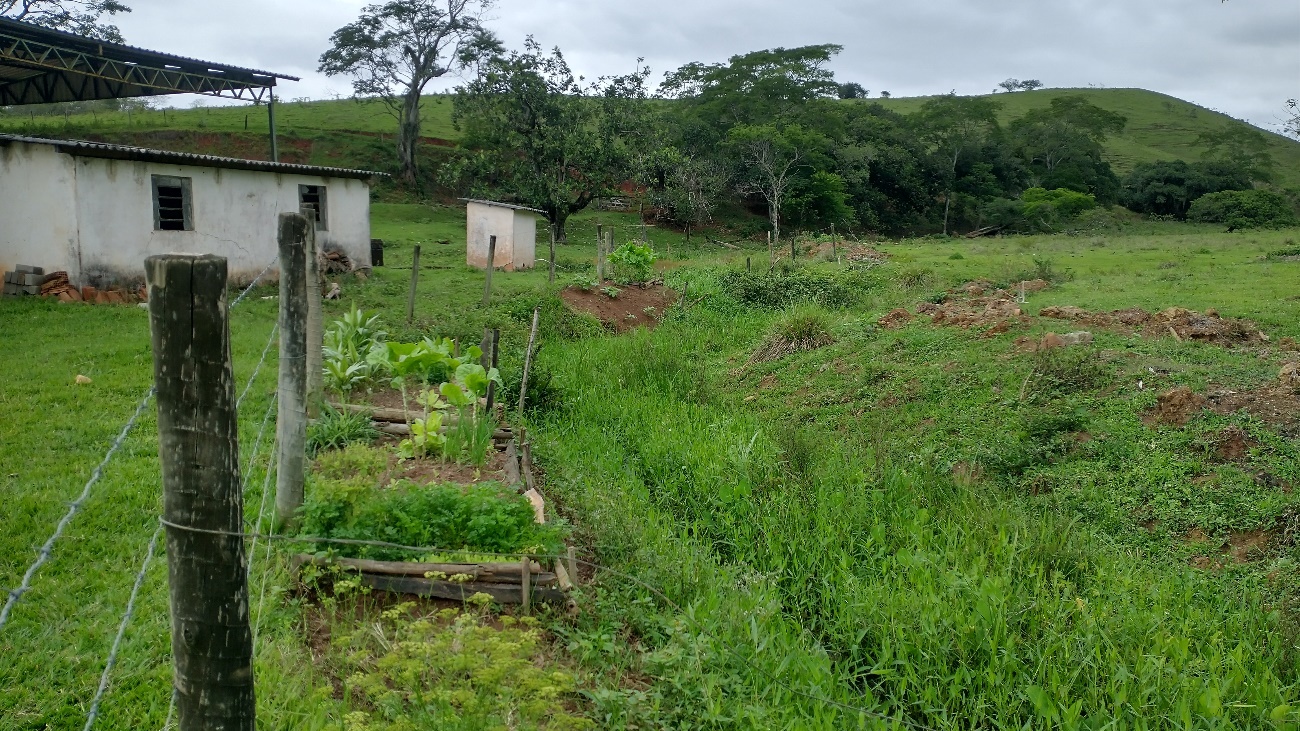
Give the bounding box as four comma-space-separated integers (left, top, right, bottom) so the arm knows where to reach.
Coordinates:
449, 38, 651, 241
1, 0, 129, 41
915, 94, 1003, 234
1009, 96, 1125, 201
1196, 123, 1276, 183
727, 123, 832, 251
1120, 160, 1253, 218
319, 0, 498, 187
642, 147, 730, 244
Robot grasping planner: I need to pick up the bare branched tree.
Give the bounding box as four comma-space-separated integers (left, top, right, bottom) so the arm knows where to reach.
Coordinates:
319, 0, 498, 186
1, 0, 130, 42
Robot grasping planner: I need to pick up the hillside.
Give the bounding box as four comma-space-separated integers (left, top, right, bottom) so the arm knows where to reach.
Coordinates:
4, 88, 1298, 187
872, 88, 1300, 186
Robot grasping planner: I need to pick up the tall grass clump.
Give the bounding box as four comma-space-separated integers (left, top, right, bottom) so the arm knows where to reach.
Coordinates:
750, 304, 836, 363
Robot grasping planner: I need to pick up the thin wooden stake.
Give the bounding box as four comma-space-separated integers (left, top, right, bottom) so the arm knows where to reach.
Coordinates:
520, 556, 531, 613
482, 235, 497, 307
595, 224, 604, 281
485, 328, 500, 411
548, 224, 556, 283
567, 546, 577, 587
276, 213, 310, 523
406, 244, 420, 324
145, 254, 255, 731
518, 306, 541, 413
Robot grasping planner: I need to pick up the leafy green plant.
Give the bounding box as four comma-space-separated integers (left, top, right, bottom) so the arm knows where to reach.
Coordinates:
306, 403, 379, 456
571, 272, 598, 291
440, 362, 502, 467
322, 304, 388, 399
608, 242, 658, 283
1189, 189, 1298, 230
600, 286, 621, 299
298, 479, 567, 560
717, 267, 859, 309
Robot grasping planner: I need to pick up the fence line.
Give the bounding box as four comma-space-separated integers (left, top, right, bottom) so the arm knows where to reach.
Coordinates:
82, 522, 164, 731
155, 521, 936, 731
236, 323, 279, 410
228, 258, 277, 310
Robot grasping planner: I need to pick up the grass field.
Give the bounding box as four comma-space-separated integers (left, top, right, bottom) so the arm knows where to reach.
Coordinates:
5, 204, 1300, 728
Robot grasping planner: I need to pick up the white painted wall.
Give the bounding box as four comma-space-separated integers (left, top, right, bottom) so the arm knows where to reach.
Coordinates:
466, 201, 536, 271
0, 138, 373, 287
0, 142, 79, 279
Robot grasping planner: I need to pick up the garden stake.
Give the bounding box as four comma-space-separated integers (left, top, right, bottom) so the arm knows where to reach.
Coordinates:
481, 235, 496, 307
518, 306, 541, 413
276, 213, 310, 523
406, 244, 420, 324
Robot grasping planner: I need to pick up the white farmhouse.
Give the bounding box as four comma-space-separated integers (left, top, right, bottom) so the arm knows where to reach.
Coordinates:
0, 134, 383, 287
463, 199, 543, 271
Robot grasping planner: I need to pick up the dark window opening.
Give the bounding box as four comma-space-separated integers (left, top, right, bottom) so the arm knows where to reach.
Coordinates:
299, 185, 327, 230
152, 175, 193, 231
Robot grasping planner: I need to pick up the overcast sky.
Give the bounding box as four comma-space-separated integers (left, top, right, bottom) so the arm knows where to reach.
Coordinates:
115, 0, 1299, 133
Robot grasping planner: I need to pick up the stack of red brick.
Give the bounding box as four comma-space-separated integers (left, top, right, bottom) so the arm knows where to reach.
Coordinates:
2, 265, 146, 304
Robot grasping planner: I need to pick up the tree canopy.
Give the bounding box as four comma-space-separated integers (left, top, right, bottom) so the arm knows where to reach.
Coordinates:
1, 0, 130, 41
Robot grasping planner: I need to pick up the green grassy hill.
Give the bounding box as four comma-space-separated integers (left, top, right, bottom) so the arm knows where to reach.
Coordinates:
872, 87, 1300, 185
3, 88, 1297, 187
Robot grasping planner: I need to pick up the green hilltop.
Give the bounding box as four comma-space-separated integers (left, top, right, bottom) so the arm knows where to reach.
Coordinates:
3, 87, 1298, 186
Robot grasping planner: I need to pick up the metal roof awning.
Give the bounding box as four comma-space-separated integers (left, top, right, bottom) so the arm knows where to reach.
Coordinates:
0, 17, 297, 106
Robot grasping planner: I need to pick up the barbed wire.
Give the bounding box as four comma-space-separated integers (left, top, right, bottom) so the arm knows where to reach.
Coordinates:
236, 324, 278, 411
82, 522, 163, 731
228, 258, 277, 310
156, 520, 933, 731
0, 391, 155, 630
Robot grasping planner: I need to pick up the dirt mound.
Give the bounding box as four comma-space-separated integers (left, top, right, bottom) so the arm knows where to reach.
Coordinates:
1212, 426, 1254, 461
1040, 305, 1266, 346
560, 283, 675, 332
877, 308, 914, 329
1144, 386, 1206, 427
1206, 386, 1300, 438
917, 291, 1026, 330
807, 240, 888, 265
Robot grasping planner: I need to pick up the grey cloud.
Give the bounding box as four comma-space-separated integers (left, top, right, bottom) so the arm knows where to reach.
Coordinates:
113, 0, 1298, 131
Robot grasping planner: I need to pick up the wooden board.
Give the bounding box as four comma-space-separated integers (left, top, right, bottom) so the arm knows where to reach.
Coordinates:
293, 554, 554, 583
360, 573, 567, 605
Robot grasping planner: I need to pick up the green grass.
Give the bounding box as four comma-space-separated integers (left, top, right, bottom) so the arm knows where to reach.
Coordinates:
7, 204, 1300, 728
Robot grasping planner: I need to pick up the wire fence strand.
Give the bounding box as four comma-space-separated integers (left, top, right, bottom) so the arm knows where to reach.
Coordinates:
82, 522, 164, 731
0, 391, 155, 630
229, 258, 277, 310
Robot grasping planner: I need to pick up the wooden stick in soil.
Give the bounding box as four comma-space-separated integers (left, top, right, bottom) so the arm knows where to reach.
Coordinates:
145, 254, 255, 731
518, 306, 541, 413
520, 556, 531, 613
485, 328, 500, 411
276, 212, 310, 523
567, 546, 578, 587
481, 235, 496, 307
548, 224, 556, 283
406, 244, 421, 324
305, 222, 323, 417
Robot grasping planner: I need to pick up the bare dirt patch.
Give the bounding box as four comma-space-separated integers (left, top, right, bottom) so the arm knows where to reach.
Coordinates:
1144, 386, 1207, 427
383, 448, 510, 487
1040, 305, 1268, 346
1211, 426, 1254, 461
1205, 386, 1300, 438
560, 283, 675, 332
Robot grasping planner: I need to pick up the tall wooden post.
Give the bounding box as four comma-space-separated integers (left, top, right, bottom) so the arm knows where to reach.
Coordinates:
267, 87, 279, 163
830, 224, 837, 262
518, 306, 541, 413
767, 230, 774, 265
304, 222, 323, 417
595, 224, 604, 281
276, 213, 309, 523
548, 224, 556, 284
145, 254, 255, 731
481, 235, 496, 307
406, 245, 421, 324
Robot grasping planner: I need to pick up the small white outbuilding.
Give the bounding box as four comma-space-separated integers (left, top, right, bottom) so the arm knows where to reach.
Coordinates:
0, 134, 384, 287
463, 198, 543, 271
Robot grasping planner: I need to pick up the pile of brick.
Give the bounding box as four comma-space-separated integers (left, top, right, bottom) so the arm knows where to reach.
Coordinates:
322, 249, 353, 275
1, 264, 145, 304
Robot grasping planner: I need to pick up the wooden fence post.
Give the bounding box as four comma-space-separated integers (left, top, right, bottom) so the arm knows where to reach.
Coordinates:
595, 224, 604, 282
304, 222, 323, 418
518, 306, 541, 413
145, 254, 255, 731
406, 244, 421, 324
482, 235, 496, 307
830, 223, 837, 262
548, 224, 556, 284
485, 328, 500, 411
520, 556, 531, 613
276, 212, 309, 523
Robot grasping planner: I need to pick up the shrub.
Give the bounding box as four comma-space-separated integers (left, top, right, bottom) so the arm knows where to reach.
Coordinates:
1022, 187, 1097, 220
750, 305, 835, 362
298, 479, 567, 560
1188, 189, 1298, 230
608, 242, 658, 284
718, 267, 857, 309
306, 403, 379, 456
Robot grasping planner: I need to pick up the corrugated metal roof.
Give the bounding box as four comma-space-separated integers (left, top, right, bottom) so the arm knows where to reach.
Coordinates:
460, 198, 545, 215
0, 134, 388, 180
0, 18, 297, 81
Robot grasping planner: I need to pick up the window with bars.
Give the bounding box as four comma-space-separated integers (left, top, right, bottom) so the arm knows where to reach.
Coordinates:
299, 185, 328, 230
151, 175, 193, 231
